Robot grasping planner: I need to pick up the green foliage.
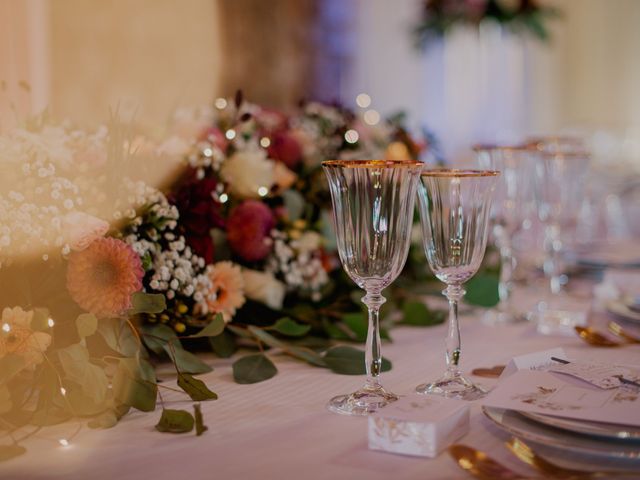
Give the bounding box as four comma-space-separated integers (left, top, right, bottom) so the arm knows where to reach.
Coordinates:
268, 317, 311, 337
112, 357, 157, 412
401, 301, 446, 326
155, 409, 194, 434
87, 411, 118, 430
177, 373, 217, 401
186, 313, 225, 338
163, 344, 212, 375
209, 330, 237, 358
464, 273, 499, 307
57, 344, 108, 405
30, 308, 51, 331
141, 324, 179, 355
76, 313, 98, 339
323, 346, 392, 375
232, 354, 278, 384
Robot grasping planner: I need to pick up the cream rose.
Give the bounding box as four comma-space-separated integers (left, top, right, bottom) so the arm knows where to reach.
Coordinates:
241, 269, 286, 310
220, 149, 275, 199
0, 307, 51, 367
62, 212, 109, 251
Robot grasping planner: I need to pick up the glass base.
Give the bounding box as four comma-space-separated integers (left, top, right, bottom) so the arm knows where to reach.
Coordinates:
416, 371, 487, 400
327, 384, 398, 416
482, 308, 526, 325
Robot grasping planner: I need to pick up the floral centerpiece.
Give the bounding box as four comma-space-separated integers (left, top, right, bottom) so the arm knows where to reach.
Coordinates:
413, 0, 561, 49
0, 95, 450, 458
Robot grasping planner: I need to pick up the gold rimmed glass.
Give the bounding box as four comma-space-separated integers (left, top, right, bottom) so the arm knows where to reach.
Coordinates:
529, 147, 591, 333
416, 169, 498, 400
473, 145, 534, 324
323, 159, 423, 415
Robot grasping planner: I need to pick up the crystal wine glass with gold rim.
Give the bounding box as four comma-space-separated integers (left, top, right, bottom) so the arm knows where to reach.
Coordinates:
322, 159, 423, 415
416, 169, 498, 400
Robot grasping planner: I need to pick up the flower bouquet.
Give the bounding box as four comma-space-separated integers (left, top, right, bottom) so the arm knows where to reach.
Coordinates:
0, 95, 450, 455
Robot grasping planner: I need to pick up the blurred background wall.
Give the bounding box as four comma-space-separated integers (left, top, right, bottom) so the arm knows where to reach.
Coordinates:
2, 0, 640, 161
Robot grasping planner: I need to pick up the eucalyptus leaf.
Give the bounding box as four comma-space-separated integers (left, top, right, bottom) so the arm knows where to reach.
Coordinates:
269, 317, 311, 337
163, 344, 212, 374
285, 346, 327, 368
141, 324, 179, 355
226, 324, 253, 339
155, 409, 194, 434
341, 312, 367, 341
76, 313, 98, 339
247, 326, 284, 348
323, 346, 392, 375
209, 330, 237, 358
57, 344, 108, 405
177, 373, 217, 401
129, 292, 166, 315
400, 301, 445, 326
194, 404, 207, 436
186, 313, 225, 338
113, 357, 157, 412
98, 319, 139, 356
0, 445, 26, 462
232, 354, 277, 384
464, 273, 499, 307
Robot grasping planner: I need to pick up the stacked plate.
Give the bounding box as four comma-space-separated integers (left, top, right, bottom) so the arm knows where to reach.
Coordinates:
483, 406, 640, 470
607, 295, 640, 325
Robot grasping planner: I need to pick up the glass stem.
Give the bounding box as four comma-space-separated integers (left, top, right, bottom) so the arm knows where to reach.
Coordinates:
362, 291, 385, 389
444, 284, 465, 377
496, 229, 515, 311
543, 222, 563, 295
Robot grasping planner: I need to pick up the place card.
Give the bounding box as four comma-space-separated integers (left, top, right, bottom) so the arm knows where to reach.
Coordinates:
499, 348, 567, 380
550, 361, 640, 389
368, 395, 469, 458
483, 370, 640, 426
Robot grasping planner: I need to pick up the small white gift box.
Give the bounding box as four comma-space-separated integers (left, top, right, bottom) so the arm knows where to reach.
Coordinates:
368, 394, 469, 458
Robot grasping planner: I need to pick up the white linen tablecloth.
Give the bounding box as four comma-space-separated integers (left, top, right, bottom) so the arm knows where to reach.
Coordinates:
3, 288, 640, 479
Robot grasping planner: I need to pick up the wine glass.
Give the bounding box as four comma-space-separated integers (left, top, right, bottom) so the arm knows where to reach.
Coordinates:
529, 146, 590, 332
415, 169, 498, 400
322, 159, 423, 415
473, 145, 533, 323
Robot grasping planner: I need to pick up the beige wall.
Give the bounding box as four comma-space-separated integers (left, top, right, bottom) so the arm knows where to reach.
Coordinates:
0, 0, 222, 129
530, 0, 640, 134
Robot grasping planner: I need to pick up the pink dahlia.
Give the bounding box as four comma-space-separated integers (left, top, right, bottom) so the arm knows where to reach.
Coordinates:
67, 237, 144, 317
227, 200, 276, 262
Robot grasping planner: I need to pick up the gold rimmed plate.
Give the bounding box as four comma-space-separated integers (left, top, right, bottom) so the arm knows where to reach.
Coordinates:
518, 410, 640, 440
482, 407, 640, 460
607, 298, 640, 324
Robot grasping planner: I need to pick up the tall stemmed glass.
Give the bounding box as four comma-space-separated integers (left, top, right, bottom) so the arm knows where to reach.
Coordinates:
474, 145, 532, 324
530, 147, 590, 330
323, 160, 423, 415
416, 170, 498, 400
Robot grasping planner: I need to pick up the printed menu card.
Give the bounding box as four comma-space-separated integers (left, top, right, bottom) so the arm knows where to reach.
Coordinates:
482, 369, 640, 427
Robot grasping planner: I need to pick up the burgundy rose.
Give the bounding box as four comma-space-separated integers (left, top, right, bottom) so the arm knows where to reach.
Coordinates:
227, 200, 276, 262
171, 171, 225, 264
267, 130, 303, 169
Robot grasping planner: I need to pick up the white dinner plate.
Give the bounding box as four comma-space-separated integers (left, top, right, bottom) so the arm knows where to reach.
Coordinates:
606, 298, 640, 324
482, 407, 640, 460
519, 411, 640, 440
